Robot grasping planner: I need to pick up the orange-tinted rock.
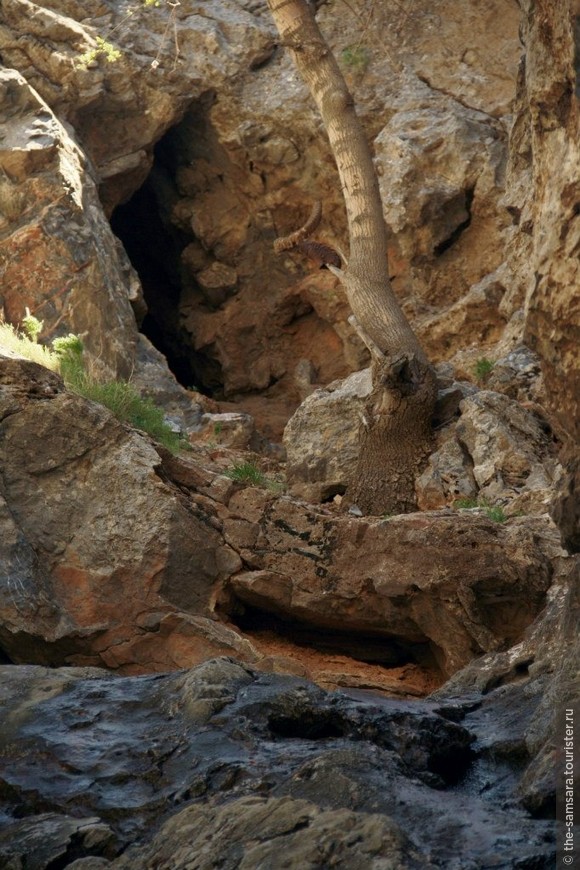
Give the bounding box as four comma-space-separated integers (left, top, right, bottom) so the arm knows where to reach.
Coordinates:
227, 508, 563, 677
0, 356, 249, 670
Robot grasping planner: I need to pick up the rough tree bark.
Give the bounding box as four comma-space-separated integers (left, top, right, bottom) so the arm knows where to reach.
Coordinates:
267, 0, 437, 515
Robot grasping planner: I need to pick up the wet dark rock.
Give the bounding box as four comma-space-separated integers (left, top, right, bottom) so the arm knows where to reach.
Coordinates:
0, 658, 556, 869
0, 813, 117, 870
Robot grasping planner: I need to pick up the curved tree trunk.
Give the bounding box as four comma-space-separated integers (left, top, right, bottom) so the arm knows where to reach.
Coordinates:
267, 0, 437, 515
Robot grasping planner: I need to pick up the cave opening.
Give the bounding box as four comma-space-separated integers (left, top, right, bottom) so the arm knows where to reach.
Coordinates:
110, 121, 222, 396
229, 602, 443, 678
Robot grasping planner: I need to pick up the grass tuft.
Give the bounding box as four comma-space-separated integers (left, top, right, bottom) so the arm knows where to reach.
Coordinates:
0, 321, 60, 370
483, 505, 507, 523
75, 378, 185, 453
225, 461, 285, 493
454, 496, 507, 523
225, 461, 267, 485
474, 357, 495, 383
453, 497, 479, 509
0, 318, 185, 453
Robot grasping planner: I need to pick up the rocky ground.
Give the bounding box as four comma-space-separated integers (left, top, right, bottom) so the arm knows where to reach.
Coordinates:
0, 0, 579, 867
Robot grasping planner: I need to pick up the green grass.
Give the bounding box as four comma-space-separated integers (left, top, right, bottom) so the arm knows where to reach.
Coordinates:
341, 45, 371, 73
454, 496, 507, 523
73, 377, 185, 453
0, 318, 185, 453
474, 357, 495, 383
225, 462, 267, 485
225, 461, 285, 493
0, 321, 60, 370
483, 505, 507, 523
453, 497, 479, 509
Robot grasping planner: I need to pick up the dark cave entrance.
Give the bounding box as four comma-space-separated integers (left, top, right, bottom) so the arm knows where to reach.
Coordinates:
229, 602, 444, 679
110, 121, 222, 395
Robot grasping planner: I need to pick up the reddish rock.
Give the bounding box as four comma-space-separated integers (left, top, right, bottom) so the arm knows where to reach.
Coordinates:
227, 506, 563, 677
0, 357, 249, 671
0, 356, 562, 684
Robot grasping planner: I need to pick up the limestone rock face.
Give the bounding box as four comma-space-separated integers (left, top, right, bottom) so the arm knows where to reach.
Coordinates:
0, 69, 138, 378
0, 355, 563, 684
145, 0, 519, 403
283, 368, 372, 502
375, 81, 509, 317
0, 0, 523, 422
0, 0, 277, 388
455, 391, 562, 508
417, 388, 563, 514
0, 3, 577, 868
501, 0, 580, 548
504, 0, 580, 445
0, 0, 275, 208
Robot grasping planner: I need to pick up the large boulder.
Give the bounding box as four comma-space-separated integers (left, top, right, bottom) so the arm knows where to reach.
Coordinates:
0, 356, 253, 670
417, 389, 564, 513
226, 505, 563, 676
283, 368, 372, 502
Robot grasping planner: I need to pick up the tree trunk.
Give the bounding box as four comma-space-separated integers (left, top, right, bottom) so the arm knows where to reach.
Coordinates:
267, 0, 437, 515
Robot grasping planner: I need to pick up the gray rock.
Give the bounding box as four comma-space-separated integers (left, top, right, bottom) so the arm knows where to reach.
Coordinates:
131, 335, 204, 431
0, 658, 556, 868
283, 368, 371, 501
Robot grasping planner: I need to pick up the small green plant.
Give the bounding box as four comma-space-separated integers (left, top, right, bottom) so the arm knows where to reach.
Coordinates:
341, 44, 370, 73
52, 333, 85, 385
454, 497, 507, 523
474, 357, 495, 383
484, 505, 507, 523
225, 461, 267, 486
213, 422, 223, 436
453, 497, 479, 509
225, 461, 285, 493
21, 310, 43, 343
76, 36, 122, 68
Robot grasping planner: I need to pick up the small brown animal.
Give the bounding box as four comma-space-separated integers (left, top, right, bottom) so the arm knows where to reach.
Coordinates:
273, 202, 341, 269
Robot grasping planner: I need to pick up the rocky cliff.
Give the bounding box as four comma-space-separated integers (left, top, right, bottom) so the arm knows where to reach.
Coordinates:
0, 0, 578, 867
